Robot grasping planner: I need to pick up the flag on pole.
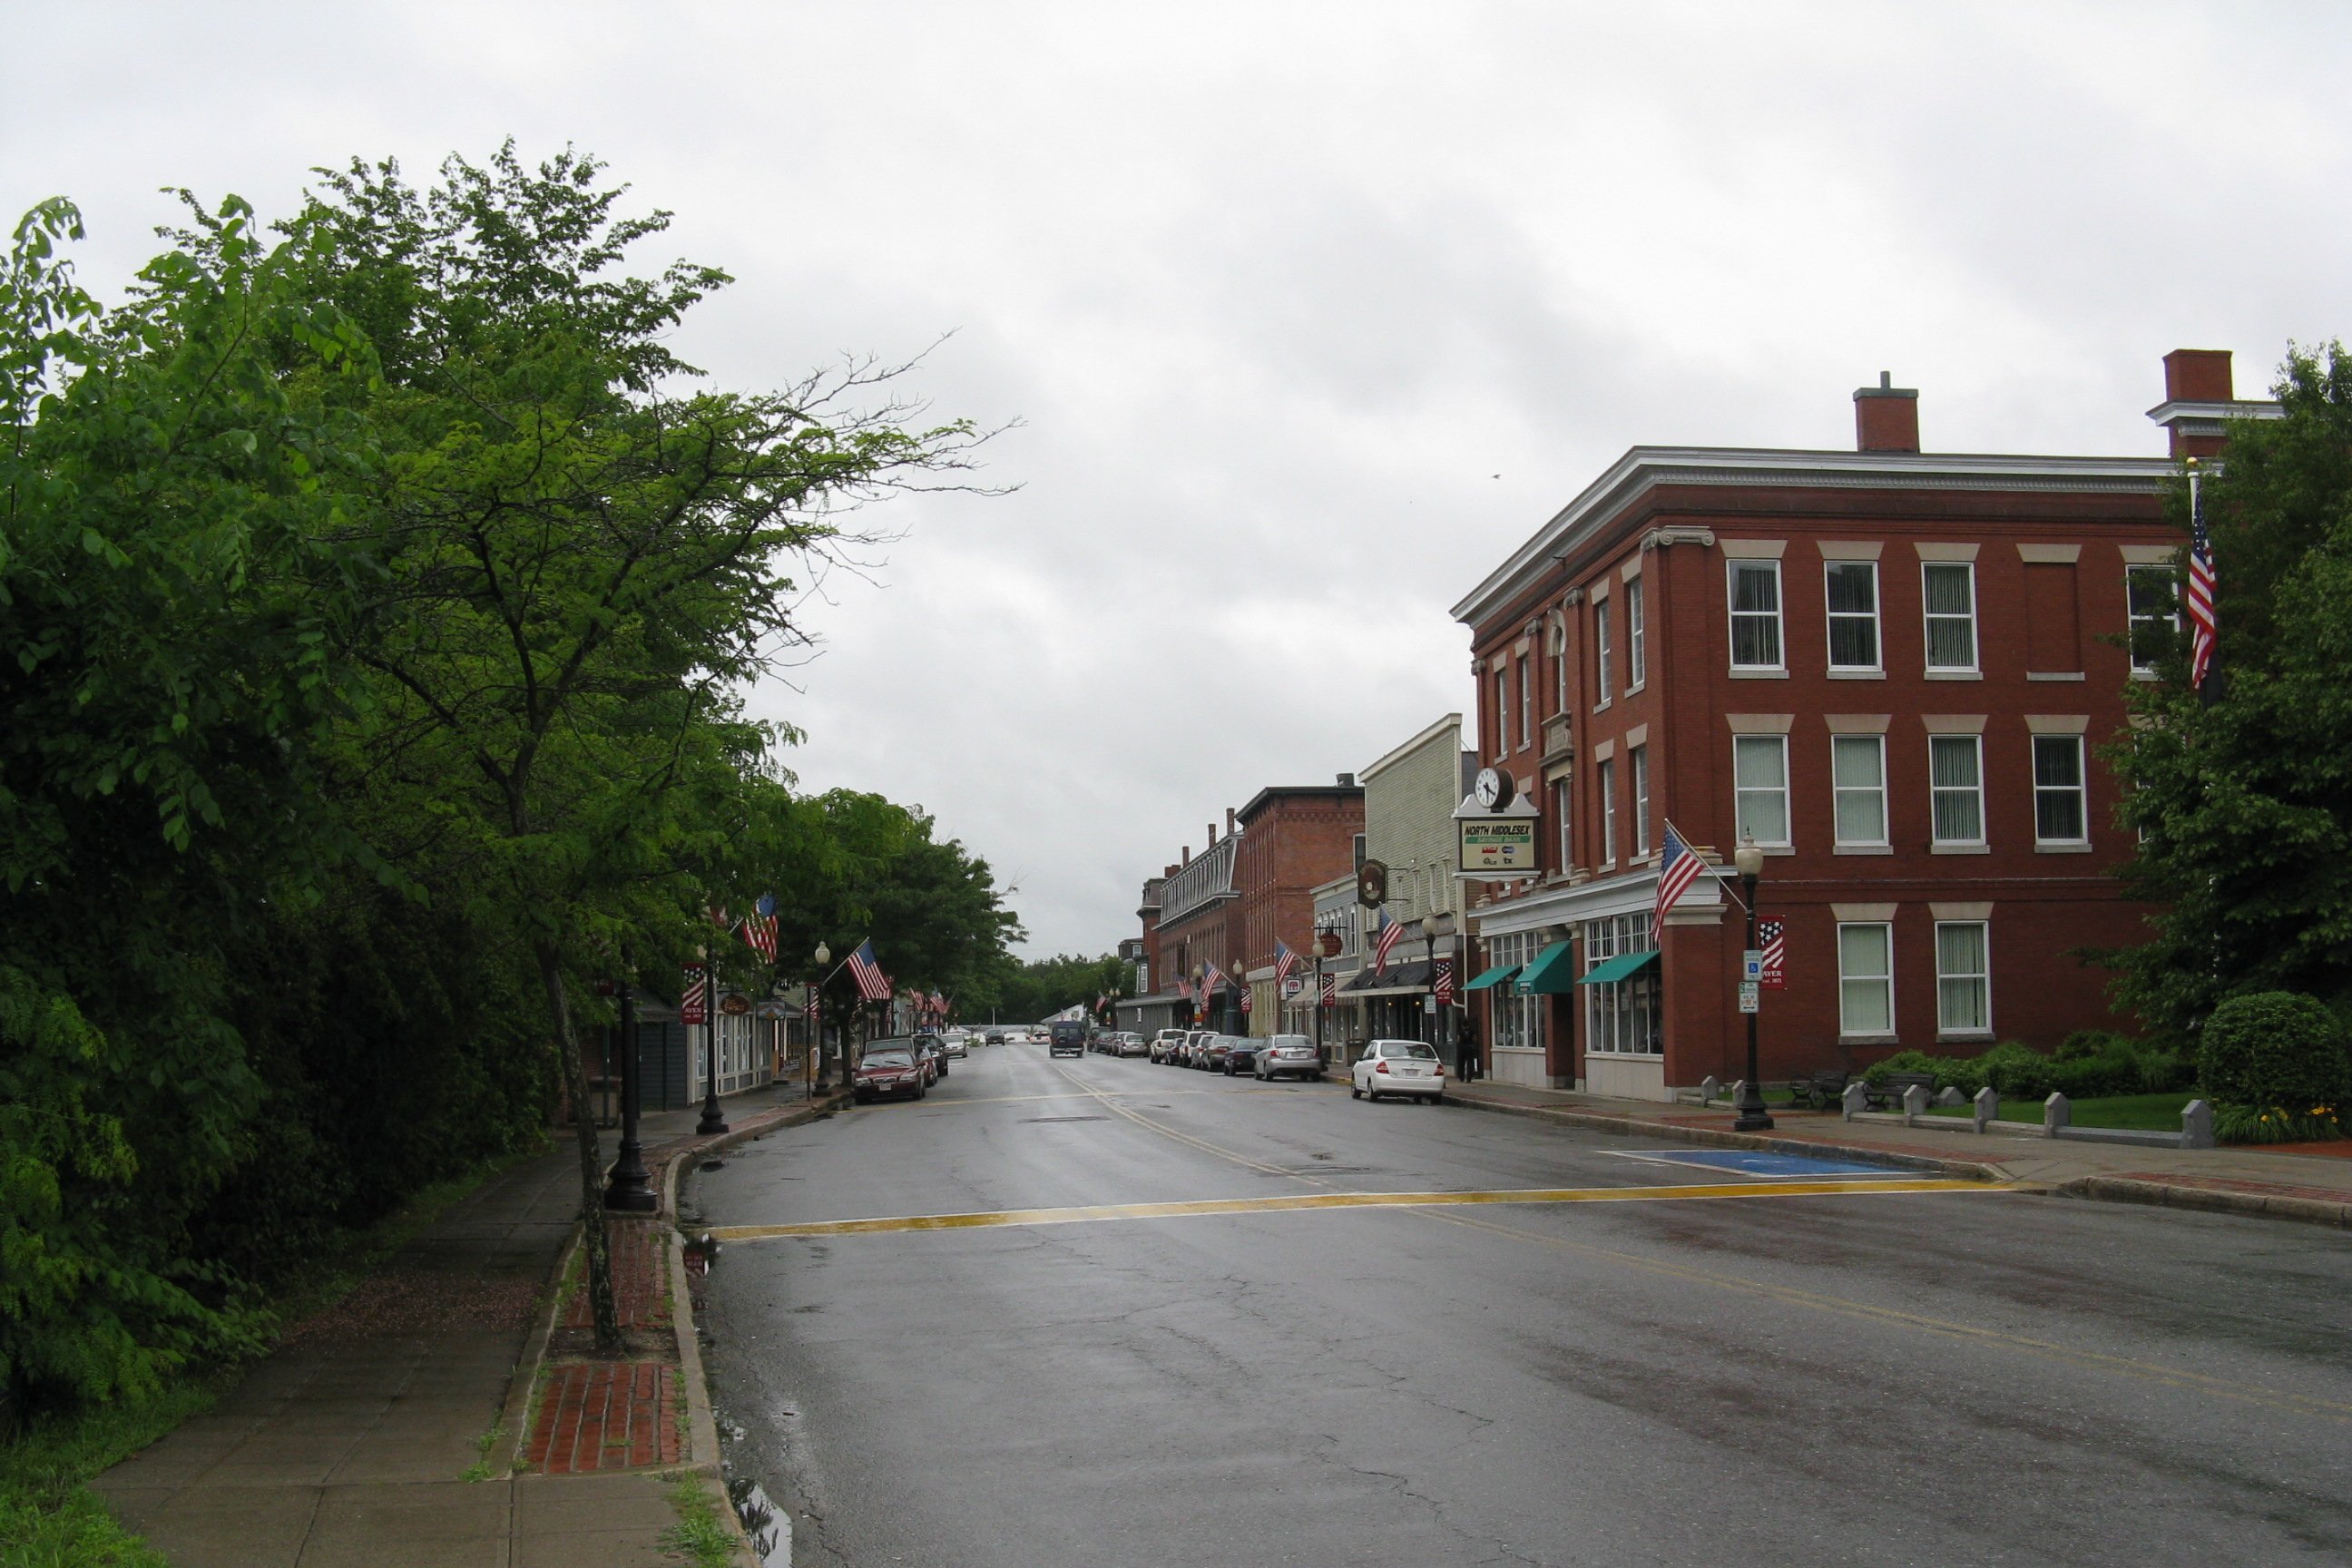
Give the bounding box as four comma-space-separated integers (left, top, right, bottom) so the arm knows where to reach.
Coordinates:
1759, 919, 1787, 990
1320, 971, 1338, 1006
1177, 977, 1194, 1002
741, 911, 779, 963
2187, 462, 2218, 693
847, 940, 892, 1002
1273, 941, 1298, 988
1656, 826, 1708, 917
1433, 956, 1455, 1004
1202, 961, 1227, 997
1372, 909, 1402, 975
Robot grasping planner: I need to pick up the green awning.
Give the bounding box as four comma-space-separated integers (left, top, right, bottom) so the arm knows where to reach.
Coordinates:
1514, 941, 1581, 994
1462, 963, 1521, 992
1573, 948, 1661, 986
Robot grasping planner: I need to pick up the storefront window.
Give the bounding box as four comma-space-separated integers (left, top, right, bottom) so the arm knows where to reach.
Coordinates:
1485, 932, 1544, 1054
1583, 914, 1661, 1055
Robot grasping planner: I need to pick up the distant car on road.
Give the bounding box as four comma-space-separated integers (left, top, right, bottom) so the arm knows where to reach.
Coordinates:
1253, 1034, 1321, 1081
853, 1042, 927, 1103
914, 1034, 949, 1081
1048, 1020, 1087, 1057
1116, 1032, 1150, 1058
942, 1031, 968, 1058
1352, 1038, 1446, 1103
1180, 1030, 1217, 1068
1150, 1029, 1188, 1063
1220, 1036, 1262, 1075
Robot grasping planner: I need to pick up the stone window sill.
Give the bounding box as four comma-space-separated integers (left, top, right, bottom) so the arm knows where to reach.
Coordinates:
1729, 668, 1788, 680
1924, 669, 1982, 681
1833, 844, 1894, 855
2026, 671, 2086, 682
1930, 843, 1990, 855
2035, 841, 2094, 854
1937, 1032, 1995, 1046
1838, 1034, 1899, 1047
1827, 669, 1886, 680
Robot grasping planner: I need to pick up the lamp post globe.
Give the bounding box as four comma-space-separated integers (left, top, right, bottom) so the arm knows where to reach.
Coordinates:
1731, 834, 1773, 1132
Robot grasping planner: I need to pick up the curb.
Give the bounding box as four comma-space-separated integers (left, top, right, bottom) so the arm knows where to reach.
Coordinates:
2054, 1174, 2352, 1230
1443, 1089, 2006, 1181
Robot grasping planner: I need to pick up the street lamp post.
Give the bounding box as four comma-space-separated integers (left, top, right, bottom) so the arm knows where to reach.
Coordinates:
1424, 910, 1455, 1060
602, 980, 656, 1211
1733, 834, 1774, 1132
810, 941, 833, 1090
696, 951, 730, 1136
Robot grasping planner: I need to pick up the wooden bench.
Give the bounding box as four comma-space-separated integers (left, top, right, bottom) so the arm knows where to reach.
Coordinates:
1785, 1069, 1849, 1110
1863, 1071, 1938, 1112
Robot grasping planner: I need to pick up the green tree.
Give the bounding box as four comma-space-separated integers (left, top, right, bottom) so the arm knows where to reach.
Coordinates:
2112, 344, 2352, 1034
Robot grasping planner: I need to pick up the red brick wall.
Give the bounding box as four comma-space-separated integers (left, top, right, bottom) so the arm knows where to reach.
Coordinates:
1235, 791, 1365, 974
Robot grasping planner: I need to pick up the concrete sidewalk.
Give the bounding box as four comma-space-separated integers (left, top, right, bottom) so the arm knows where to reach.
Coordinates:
93, 1083, 830, 1566
1445, 1076, 2352, 1226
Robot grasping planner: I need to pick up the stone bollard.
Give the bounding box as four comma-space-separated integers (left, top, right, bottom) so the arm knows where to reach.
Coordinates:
1973, 1085, 1999, 1134
1699, 1074, 1720, 1106
2180, 1099, 2214, 1151
1842, 1079, 1868, 1122
2044, 1092, 2071, 1138
1901, 1081, 1930, 1127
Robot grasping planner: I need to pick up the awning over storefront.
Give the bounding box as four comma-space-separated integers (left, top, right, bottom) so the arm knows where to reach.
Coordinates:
1514, 941, 1580, 994
1574, 948, 1660, 985
1343, 960, 1433, 995
1463, 963, 1521, 991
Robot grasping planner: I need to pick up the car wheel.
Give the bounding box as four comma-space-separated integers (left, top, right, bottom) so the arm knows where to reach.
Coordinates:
1350, 1082, 1362, 1100
1428, 1093, 1444, 1105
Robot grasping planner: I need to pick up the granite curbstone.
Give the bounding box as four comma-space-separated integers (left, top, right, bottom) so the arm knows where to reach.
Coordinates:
2055, 1174, 2352, 1230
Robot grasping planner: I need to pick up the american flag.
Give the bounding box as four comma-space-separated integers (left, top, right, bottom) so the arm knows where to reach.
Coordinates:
1433, 956, 1455, 1004
1656, 825, 1707, 917
1202, 961, 1227, 997
1273, 941, 1298, 988
1372, 910, 1402, 975
740, 912, 778, 963
847, 939, 891, 1002
1320, 971, 1337, 1006
1759, 919, 1787, 990
1177, 977, 1195, 1002
2187, 464, 2218, 692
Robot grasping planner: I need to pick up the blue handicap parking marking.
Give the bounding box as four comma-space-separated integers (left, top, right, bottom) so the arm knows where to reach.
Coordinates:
1607, 1149, 1902, 1180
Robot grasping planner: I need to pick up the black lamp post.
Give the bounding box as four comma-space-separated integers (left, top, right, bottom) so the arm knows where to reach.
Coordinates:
810, 941, 833, 1090
603, 980, 657, 1211
1732, 834, 1774, 1132
696, 953, 730, 1136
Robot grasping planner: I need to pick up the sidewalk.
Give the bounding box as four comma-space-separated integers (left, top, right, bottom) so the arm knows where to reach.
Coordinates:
1444, 1076, 2352, 1227
93, 1082, 832, 1566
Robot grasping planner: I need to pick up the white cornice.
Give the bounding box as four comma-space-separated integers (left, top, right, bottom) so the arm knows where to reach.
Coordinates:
1361, 712, 1465, 784
1450, 446, 2175, 628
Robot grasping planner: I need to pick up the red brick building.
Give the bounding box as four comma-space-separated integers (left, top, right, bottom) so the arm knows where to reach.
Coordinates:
1234, 781, 1366, 1033
1449, 351, 2276, 1099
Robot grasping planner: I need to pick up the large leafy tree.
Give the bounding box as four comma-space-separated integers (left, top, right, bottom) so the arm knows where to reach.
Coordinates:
2112, 344, 2352, 1034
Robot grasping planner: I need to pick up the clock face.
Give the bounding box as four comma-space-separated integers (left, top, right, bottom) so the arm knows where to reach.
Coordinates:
1475, 767, 1513, 810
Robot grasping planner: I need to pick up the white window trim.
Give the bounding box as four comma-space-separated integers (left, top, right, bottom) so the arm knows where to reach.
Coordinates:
1594, 599, 1614, 709
1732, 733, 1793, 849
1626, 575, 1647, 692
1921, 559, 1981, 678
1517, 655, 1533, 752
1631, 745, 1651, 858
1728, 558, 1787, 676
1830, 733, 1890, 850
1836, 920, 1896, 1041
1494, 669, 1509, 758
2125, 562, 2180, 680
2032, 732, 2092, 848
1824, 558, 1884, 676
1928, 733, 1986, 850
1598, 757, 1617, 867
1934, 919, 1994, 1039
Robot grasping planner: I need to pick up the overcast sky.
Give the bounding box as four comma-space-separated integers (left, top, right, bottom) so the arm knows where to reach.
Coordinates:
8, 3, 2347, 957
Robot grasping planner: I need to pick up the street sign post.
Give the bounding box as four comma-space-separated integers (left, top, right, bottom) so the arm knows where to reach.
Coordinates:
1738, 980, 1760, 1014
1741, 949, 1763, 982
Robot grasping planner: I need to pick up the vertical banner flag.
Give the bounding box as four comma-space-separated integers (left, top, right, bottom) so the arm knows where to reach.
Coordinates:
847, 940, 892, 1002
1656, 826, 1707, 917
1433, 956, 1455, 1004
2186, 461, 2218, 693
680, 963, 709, 1025
1759, 919, 1787, 990
1320, 971, 1338, 1006
1372, 909, 1402, 975
1240, 990, 1253, 1014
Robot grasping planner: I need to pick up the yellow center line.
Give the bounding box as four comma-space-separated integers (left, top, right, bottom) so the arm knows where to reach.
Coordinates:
708, 1179, 2004, 1240
847, 1087, 1219, 1110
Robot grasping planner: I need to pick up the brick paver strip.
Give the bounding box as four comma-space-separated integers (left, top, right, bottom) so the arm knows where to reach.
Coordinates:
525, 1361, 681, 1474
564, 1215, 671, 1330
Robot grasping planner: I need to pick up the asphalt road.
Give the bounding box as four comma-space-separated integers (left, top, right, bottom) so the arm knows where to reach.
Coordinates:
691, 1042, 2352, 1567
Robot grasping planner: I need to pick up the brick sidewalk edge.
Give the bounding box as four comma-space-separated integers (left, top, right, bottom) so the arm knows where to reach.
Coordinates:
2055, 1174, 2352, 1230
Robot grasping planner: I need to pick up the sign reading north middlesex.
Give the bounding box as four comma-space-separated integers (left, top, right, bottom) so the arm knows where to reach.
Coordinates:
1459, 818, 1536, 873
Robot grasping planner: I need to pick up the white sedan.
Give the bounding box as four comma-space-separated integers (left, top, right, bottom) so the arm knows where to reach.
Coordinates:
1351, 1038, 1447, 1104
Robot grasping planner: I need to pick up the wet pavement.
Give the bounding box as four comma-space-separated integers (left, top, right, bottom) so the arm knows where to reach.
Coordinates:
692, 1043, 2352, 1567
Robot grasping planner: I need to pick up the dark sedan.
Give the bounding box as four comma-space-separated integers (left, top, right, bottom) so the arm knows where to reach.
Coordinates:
853, 1043, 927, 1103
1219, 1036, 1263, 1076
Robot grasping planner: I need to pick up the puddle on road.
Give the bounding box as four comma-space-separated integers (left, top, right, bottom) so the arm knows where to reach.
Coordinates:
727, 1473, 789, 1565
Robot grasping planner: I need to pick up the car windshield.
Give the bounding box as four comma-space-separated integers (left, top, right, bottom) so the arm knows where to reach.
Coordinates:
863, 1050, 914, 1067
1384, 1043, 1439, 1061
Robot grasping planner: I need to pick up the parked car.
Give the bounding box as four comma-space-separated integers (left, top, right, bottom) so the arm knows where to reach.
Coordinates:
1253, 1034, 1322, 1081
942, 1029, 969, 1057
853, 1041, 927, 1102
1181, 1029, 1218, 1067
1117, 1032, 1151, 1058
1151, 1029, 1188, 1063
1048, 1020, 1088, 1057
915, 1034, 948, 1081
1351, 1038, 1446, 1103
1220, 1036, 1263, 1075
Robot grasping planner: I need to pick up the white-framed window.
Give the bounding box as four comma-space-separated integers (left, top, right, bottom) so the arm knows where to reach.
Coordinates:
1732, 734, 1790, 847
1595, 600, 1614, 705
1494, 669, 1509, 757
1517, 655, 1532, 750
1826, 561, 1881, 671
1837, 922, 1895, 1036
1552, 777, 1572, 870
1627, 576, 1647, 689
1598, 757, 1617, 865
1936, 921, 1991, 1034
1831, 734, 1888, 848
2126, 564, 2180, 676
1631, 745, 1651, 858
1583, 912, 1661, 1055
1729, 560, 1784, 671
1487, 931, 1544, 1054
1553, 630, 1567, 714
1928, 734, 1984, 846
1922, 561, 1978, 672
2033, 734, 2089, 844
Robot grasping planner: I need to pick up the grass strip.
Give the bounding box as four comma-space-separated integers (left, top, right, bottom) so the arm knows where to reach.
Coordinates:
660, 1472, 740, 1568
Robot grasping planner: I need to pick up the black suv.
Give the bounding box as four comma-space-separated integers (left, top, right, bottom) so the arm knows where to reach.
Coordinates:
1048, 1020, 1087, 1057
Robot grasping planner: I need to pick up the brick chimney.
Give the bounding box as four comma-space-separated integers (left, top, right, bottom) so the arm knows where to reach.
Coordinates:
1225, 807, 1238, 836
1181, 846, 1191, 867
1207, 822, 1217, 847
2163, 348, 2234, 404
1854, 371, 1920, 452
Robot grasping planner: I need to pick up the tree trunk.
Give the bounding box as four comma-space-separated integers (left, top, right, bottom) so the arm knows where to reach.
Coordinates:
538, 938, 623, 1352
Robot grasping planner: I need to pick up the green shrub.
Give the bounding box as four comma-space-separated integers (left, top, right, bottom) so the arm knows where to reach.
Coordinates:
2213, 1102, 2347, 1145
1860, 1051, 1936, 1087
2056, 1029, 2133, 1063
2199, 992, 2350, 1110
